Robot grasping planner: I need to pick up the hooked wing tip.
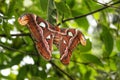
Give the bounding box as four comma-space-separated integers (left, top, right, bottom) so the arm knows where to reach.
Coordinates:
18, 13, 31, 25
78, 31, 86, 46
80, 35, 86, 46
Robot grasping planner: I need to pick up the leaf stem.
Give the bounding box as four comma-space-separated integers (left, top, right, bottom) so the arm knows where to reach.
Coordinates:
49, 61, 74, 80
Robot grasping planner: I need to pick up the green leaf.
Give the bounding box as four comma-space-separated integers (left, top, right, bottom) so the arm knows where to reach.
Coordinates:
0, 25, 4, 34
116, 37, 120, 51
12, 37, 24, 49
84, 70, 91, 80
2, 21, 11, 38
0, 18, 2, 23
40, 0, 48, 12
85, 0, 101, 10
9, 54, 23, 67
116, 53, 120, 77
79, 53, 103, 66
100, 26, 113, 55
55, 0, 71, 17
39, 70, 47, 79
0, 53, 11, 69
6, 0, 16, 17
29, 65, 47, 79
66, 0, 75, 8
23, 36, 33, 45
76, 17, 89, 30
71, 11, 89, 30
17, 66, 28, 80
0, 1, 7, 14
47, 0, 57, 25
29, 65, 38, 75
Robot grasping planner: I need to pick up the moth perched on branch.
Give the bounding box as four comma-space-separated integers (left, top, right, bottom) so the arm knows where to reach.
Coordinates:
18, 14, 86, 65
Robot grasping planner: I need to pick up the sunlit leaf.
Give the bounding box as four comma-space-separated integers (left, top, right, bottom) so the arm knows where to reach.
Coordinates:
47, 0, 57, 25
40, 0, 48, 12
6, 0, 16, 17
2, 21, 11, 38
66, 0, 75, 8
100, 25, 113, 56
9, 54, 23, 67
116, 37, 120, 51
79, 53, 103, 66
84, 70, 91, 80
71, 11, 89, 30
55, 0, 71, 18
0, 1, 7, 14
116, 53, 120, 78
17, 66, 28, 80
12, 37, 24, 49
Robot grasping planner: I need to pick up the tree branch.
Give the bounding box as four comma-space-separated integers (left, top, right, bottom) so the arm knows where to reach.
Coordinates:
57, 0, 120, 26
49, 61, 74, 80
0, 42, 38, 56
0, 33, 30, 37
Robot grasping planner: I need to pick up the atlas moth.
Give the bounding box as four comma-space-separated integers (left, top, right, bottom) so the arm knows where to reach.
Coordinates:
18, 13, 86, 65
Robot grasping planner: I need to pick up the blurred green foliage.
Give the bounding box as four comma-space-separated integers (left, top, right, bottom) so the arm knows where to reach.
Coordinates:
0, 0, 120, 80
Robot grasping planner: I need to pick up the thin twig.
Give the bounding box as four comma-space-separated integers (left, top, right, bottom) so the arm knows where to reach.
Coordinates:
0, 33, 30, 37
49, 61, 74, 80
0, 42, 25, 54
57, 0, 120, 26
0, 42, 37, 56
